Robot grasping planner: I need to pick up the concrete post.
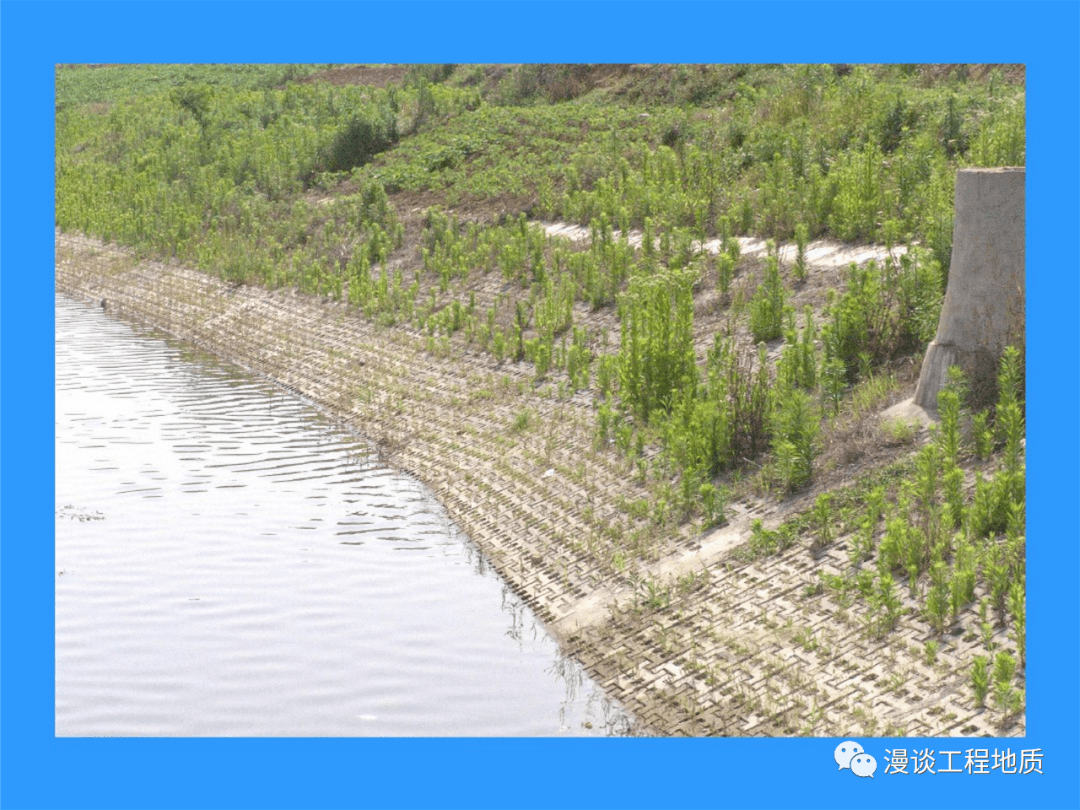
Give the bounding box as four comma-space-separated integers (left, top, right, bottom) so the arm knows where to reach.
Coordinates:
913, 168, 1024, 410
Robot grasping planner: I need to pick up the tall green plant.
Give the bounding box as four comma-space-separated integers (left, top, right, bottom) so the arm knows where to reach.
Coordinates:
771, 386, 819, 491
617, 265, 697, 421
749, 253, 787, 343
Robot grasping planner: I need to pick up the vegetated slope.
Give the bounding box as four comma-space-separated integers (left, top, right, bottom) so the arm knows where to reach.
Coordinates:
55, 63, 1026, 736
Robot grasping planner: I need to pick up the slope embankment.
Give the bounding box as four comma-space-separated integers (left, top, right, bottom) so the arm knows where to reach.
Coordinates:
57, 230, 1014, 737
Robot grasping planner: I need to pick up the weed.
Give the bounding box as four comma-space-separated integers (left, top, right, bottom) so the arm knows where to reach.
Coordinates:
812, 493, 833, 551
924, 640, 940, 666
511, 408, 533, 433
676, 567, 710, 597
737, 519, 796, 561
699, 482, 728, 527
793, 626, 819, 653
637, 577, 671, 611
886, 670, 908, 694
883, 417, 916, 445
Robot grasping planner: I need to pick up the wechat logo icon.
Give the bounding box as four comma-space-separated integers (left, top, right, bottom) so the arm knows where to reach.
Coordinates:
835, 740, 878, 778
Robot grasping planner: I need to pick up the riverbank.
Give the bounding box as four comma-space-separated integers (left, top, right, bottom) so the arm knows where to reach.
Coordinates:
58, 230, 1018, 737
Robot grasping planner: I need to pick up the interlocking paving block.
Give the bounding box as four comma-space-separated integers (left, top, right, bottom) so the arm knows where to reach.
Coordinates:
57, 231, 1026, 739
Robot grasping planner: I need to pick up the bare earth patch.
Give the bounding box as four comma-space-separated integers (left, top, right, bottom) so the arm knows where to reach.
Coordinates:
294, 65, 411, 89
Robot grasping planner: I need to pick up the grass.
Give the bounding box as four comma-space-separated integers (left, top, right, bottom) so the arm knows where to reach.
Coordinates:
511, 408, 532, 433
55, 63, 328, 109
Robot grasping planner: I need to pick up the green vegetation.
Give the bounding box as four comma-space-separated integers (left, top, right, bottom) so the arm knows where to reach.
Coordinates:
56, 64, 1025, 635
800, 355, 1026, 721
971, 655, 990, 707
55, 63, 327, 109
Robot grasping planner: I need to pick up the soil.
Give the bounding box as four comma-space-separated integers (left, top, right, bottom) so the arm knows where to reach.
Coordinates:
294, 65, 411, 89
56, 227, 1021, 738
291, 63, 1026, 103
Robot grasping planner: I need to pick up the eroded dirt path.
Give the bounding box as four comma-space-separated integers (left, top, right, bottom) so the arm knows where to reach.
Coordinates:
57, 231, 1017, 737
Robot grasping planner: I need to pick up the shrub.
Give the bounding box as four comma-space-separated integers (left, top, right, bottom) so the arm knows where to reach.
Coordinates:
323, 112, 399, 174
971, 656, 990, 707
617, 266, 697, 421
939, 94, 969, 159
874, 572, 903, 633
830, 143, 884, 241
749, 254, 787, 343
972, 411, 993, 460
777, 306, 817, 391
924, 559, 952, 634
771, 387, 819, 491
992, 652, 1017, 712
792, 222, 809, 283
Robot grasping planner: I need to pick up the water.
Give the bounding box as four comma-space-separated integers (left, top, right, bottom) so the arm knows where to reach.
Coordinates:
55, 293, 633, 737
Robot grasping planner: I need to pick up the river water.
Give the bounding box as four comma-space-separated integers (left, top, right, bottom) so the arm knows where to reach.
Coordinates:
55, 292, 633, 737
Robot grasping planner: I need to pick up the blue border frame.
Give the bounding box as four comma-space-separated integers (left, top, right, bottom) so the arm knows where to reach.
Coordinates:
3, 2, 1078, 808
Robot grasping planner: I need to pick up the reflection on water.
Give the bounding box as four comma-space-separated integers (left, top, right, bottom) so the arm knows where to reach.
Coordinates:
55, 292, 636, 737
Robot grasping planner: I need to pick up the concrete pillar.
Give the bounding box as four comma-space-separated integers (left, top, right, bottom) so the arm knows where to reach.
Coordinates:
913, 168, 1024, 410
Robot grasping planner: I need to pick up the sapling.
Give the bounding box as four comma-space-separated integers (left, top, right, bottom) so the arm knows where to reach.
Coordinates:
876, 572, 902, 633
914, 442, 940, 523
996, 345, 1023, 413
848, 517, 875, 567
1008, 578, 1025, 668
972, 411, 993, 460
857, 351, 873, 382
999, 400, 1024, 477
716, 252, 735, 298
749, 254, 786, 343
820, 357, 846, 416
976, 599, 995, 648
971, 655, 990, 707
906, 563, 920, 600
924, 560, 951, 634
793, 222, 809, 284
992, 651, 1017, 713
982, 541, 1012, 627
943, 465, 965, 529
772, 387, 818, 491
936, 386, 962, 466
878, 515, 905, 573
949, 538, 977, 622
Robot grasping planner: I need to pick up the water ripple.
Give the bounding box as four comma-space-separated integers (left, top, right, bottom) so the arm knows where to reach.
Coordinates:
55, 293, 634, 738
